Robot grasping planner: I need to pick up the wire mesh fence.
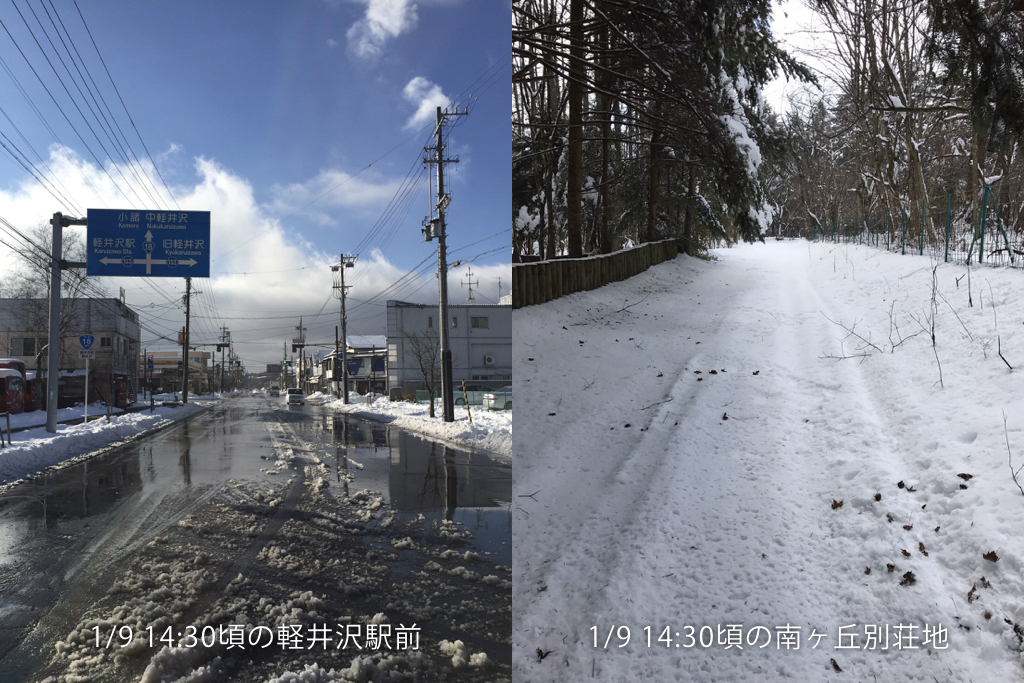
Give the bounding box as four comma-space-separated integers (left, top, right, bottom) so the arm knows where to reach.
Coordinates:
807, 185, 1024, 269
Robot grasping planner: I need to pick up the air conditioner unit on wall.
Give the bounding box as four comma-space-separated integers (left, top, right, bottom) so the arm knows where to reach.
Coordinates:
483, 355, 495, 366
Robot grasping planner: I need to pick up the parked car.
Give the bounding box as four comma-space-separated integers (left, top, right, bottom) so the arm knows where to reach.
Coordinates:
482, 386, 511, 411
286, 388, 305, 405
455, 384, 494, 406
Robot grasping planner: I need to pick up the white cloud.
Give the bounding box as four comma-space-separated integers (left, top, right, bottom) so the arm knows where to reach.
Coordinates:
266, 168, 403, 223
346, 0, 418, 60
402, 76, 452, 130
327, 38, 339, 48
0, 145, 508, 368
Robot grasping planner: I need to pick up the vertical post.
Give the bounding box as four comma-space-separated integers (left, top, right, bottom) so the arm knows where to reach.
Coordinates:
945, 194, 951, 263
46, 212, 63, 433
901, 207, 907, 255
340, 254, 350, 404
335, 325, 340, 398
920, 199, 925, 255
979, 185, 987, 264
84, 357, 89, 423
436, 106, 454, 423
183, 277, 191, 403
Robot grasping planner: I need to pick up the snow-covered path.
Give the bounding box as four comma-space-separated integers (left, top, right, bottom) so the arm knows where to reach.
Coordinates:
514, 241, 1024, 681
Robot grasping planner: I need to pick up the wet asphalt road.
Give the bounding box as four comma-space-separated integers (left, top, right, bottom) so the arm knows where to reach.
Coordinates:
0, 395, 511, 681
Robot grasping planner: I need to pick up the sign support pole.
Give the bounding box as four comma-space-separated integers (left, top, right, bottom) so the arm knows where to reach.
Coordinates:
84, 357, 89, 424
45, 212, 87, 433
46, 213, 63, 433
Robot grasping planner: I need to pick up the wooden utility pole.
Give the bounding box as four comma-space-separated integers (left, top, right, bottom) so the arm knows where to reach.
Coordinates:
183, 277, 191, 403
423, 106, 465, 422
333, 254, 356, 402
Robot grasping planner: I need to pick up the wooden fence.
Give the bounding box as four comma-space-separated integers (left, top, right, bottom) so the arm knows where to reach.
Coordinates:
512, 239, 682, 309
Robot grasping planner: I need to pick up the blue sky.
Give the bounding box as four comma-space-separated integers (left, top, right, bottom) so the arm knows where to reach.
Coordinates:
0, 0, 511, 368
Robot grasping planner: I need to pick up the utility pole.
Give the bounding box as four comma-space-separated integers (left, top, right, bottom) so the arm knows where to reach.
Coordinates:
45, 212, 87, 432
334, 325, 340, 398
293, 317, 306, 392
183, 277, 191, 403
423, 105, 466, 422
219, 326, 229, 393
332, 254, 356, 403
497, 277, 503, 301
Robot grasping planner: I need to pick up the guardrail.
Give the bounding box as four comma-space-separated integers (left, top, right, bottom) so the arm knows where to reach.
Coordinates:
512, 239, 682, 308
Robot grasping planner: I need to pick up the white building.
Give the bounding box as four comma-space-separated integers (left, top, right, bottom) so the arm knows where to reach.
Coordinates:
386, 300, 511, 396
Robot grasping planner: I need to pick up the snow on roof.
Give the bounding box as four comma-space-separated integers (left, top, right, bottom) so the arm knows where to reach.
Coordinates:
347, 335, 386, 350
0, 368, 22, 378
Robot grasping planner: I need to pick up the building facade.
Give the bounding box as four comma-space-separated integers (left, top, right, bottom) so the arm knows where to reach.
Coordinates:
385, 300, 511, 396
308, 336, 387, 397
0, 297, 140, 407
139, 350, 213, 395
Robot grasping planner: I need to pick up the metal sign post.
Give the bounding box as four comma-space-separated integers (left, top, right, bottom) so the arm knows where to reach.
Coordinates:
79, 335, 95, 423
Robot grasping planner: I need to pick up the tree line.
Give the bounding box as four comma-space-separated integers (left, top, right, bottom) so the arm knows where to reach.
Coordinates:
513, 0, 1024, 261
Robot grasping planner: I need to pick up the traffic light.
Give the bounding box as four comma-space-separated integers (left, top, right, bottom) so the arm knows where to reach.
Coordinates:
282, 360, 288, 366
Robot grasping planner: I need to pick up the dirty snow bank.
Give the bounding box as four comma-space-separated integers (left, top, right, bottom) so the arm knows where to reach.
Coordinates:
0, 402, 207, 486
307, 392, 511, 459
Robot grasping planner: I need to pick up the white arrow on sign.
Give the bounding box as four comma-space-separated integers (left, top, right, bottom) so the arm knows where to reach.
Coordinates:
99, 253, 199, 274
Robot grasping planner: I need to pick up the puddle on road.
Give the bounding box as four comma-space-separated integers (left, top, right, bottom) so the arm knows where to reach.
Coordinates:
0, 402, 273, 551
297, 412, 512, 566
0, 400, 512, 682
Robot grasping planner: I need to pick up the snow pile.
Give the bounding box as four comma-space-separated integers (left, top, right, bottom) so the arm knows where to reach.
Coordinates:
0, 402, 206, 486
438, 639, 488, 669
514, 241, 1024, 681
306, 392, 510, 459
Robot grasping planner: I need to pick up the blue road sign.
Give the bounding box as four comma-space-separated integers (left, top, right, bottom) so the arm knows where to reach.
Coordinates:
147, 355, 154, 371
86, 209, 210, 278
79, 334, 95, 350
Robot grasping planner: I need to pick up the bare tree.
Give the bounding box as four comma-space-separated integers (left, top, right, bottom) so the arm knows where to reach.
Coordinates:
403, 328, 441, 418
0, 224, 104, 370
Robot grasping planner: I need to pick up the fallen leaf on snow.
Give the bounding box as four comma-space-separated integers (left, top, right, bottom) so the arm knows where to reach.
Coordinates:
983, 551, 1000, 562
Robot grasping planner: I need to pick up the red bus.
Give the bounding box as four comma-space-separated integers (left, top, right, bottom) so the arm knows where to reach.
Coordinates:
0, 367, 25, 414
